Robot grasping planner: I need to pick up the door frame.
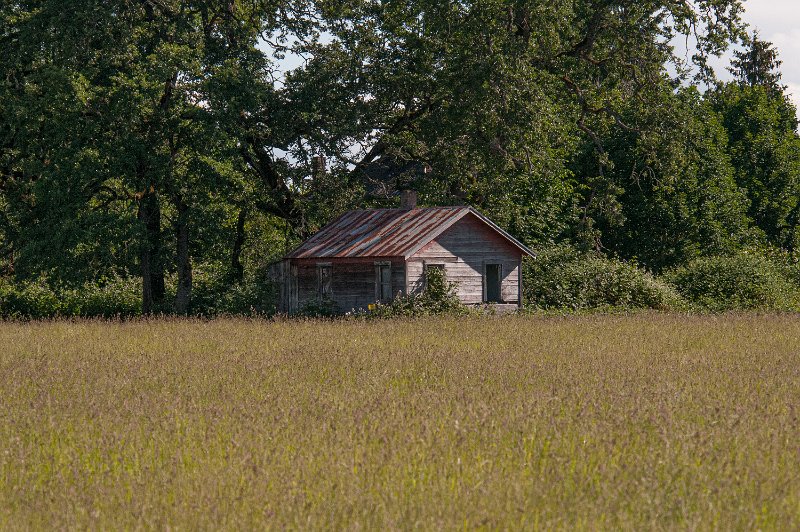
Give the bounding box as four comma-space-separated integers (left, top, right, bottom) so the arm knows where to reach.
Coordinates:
483, 262, 503, 303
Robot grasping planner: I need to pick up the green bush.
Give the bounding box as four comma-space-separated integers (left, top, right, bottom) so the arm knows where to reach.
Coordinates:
0, 276, 141, 319
215, 275, 278, 316
297, 297, 339, 318
367, 266, 468, 318
664, 252, 800, 311
0, 266, 280, 319
156, 261, 279, 316
187, 266, 278, 316
186, 265, 277, 316
0, 277, 62, 318
66, 276, 141, 317
524, 245, 685, 311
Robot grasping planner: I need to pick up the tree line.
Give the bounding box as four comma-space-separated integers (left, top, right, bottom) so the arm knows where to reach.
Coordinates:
2, 0, 799, 314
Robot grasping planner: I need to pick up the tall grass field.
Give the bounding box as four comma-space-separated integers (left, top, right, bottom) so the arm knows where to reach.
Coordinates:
1, 315, 799, 529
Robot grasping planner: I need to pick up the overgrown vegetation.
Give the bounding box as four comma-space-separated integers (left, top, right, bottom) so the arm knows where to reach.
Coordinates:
367, 266, 467, 318
4, 3, 800, 317
9, 247, 800, 317
180, 267, 279, 317
523, 246, 685, 311
297, 297, 340, 318
0, 276, 141, 319
3, 316, 800, 528
0, 269, 279, 319
665, 252, 800, 311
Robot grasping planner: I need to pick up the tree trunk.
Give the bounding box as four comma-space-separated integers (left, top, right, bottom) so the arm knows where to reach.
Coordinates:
138, 192, 165, 314
174, 197, 192, 314
230, 207, 247, 282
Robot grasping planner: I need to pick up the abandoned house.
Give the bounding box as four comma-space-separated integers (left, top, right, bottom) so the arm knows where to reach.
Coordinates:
271, 192, 534, 313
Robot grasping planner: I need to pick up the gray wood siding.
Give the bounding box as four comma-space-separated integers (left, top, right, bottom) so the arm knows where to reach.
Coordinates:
267, 260, 287, 313
407, 213, 522, 305
292, 258, 405, 313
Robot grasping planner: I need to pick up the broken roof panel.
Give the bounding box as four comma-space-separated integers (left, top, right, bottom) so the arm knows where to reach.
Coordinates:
286, 206, 534, 259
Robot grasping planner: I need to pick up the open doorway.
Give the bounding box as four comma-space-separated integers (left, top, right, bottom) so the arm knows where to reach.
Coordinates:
485, 264, 502, 303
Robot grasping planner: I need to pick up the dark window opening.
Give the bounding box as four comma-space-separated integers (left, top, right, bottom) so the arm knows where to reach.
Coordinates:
317, 264, 332, 298
376, 263, 392, 301
485, 264, 502, 303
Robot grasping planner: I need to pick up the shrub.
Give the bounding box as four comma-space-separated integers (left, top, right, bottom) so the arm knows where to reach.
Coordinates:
0, 276, 63, 318
367, 265, 468, 318
297, 297, 339, 318
0, 263, 286, 319
66, 276, 141, 318
187, 266, 278, 317
215, 275, 278, 316
664, 252, 800, 311
0, 276, 141, 319
524, 245, 685, 311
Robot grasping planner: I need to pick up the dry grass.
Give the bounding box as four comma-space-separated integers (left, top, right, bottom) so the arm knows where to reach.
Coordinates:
1, 314, 799, 529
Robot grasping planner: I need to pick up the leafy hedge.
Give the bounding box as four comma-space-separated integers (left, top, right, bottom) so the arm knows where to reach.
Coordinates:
523, 246, 685, 311
5, 250, 800, 318
366, 265, 468, 318
0, 268, 279, 319
177, 267, 278, 316
664, 252, 800, 311
0, 276, 141, 319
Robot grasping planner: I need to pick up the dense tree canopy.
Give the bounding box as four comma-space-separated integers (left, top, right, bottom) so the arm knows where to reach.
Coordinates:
3, 0, 800, 314
710, 34, 800, 252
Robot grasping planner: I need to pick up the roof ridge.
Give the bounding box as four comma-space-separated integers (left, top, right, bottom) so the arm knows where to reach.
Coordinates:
285, 205, 533, 259
352, 205, 466, 211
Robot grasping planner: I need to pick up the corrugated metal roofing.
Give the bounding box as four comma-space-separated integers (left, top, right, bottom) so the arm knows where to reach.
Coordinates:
286, 206, 534, 259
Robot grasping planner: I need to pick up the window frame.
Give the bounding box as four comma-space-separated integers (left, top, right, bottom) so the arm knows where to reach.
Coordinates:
316, 262, 332, 299
423, 262, 445, 288
374, 261, 393, 302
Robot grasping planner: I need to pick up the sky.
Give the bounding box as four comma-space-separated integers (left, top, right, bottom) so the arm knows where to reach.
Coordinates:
720, 0, 800, 107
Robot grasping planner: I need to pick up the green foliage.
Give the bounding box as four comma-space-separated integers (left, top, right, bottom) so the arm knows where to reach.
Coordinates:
368, 266, 467, 318
0, 276, 141, 319
297, 297, 339, 318
664, 252, 800, 311
5, 0, 792, 318
67, 277, 143, 318
182, 266, 279, 317
0, 269, 282, 319
0, 277, 63, 319
709, 83, 800, 250
523, 246, 685, 311
729, 31, 785, 94
592, 87, 752, 270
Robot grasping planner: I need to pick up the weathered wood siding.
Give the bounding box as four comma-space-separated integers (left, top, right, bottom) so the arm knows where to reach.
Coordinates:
268, 259, 289, 313
291, 257, 405, 313
407, 213, 522, 305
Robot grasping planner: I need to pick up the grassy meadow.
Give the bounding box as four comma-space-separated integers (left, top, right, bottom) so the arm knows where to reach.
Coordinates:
1, 314, 799, 529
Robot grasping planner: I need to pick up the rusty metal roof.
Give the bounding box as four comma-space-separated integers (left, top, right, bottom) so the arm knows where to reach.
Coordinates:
286, 206, 534, 259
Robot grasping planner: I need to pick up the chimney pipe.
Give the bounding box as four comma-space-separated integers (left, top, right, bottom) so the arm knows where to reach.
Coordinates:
311, 155, 326, 179
400, 190, 418, 210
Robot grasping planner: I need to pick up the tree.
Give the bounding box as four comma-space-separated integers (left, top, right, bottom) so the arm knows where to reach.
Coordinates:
0, 1, 305, 312
598, 87, 751, 270
710, 35, 800, 251
729, 31, 785, 94
1, 0, 752, 315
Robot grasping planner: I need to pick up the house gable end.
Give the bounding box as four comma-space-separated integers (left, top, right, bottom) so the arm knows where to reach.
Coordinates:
403, 209, 533, 259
